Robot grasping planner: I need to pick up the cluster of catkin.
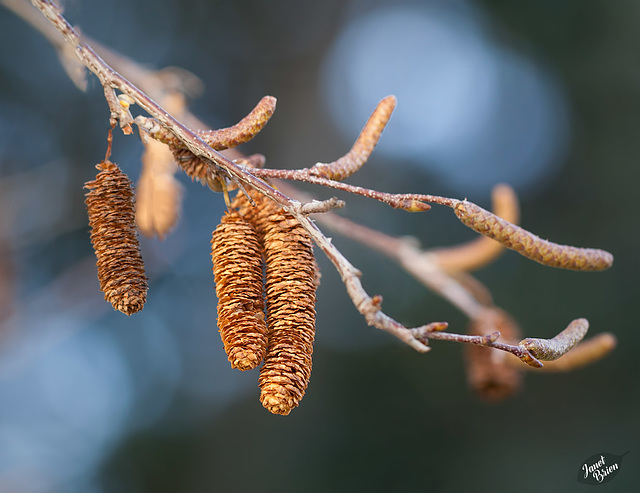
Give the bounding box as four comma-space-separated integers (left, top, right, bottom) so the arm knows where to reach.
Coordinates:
211, 187, 317, 415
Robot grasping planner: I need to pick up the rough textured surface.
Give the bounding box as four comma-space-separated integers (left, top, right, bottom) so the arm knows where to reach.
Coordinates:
520, 318, 589, 361
311, 96, 396, 181
454, 201, 614, 271
197, 96, 276, 150
211, 209, 268, 370
150, 96, 276, 185
234, 188, 317, 415
85, 161, 148, 315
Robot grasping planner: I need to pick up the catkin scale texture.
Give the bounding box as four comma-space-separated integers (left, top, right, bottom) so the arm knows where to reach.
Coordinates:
211, 210, 267, 370
85, 161, 148, 315
159, 96, 277, 184
520, 318, 589, 361
454, 201, 613, 271
235, 189, 317, 415
311, 96, 396, 181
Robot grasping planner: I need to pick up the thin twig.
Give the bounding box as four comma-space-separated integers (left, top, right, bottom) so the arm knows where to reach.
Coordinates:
25, 0, 442, 351
30, 0, 290, 209
16, 0, 616, 363
250, 167, 454, 211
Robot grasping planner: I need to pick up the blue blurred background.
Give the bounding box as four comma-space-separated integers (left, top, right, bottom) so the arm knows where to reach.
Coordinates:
0, 1, 638, 491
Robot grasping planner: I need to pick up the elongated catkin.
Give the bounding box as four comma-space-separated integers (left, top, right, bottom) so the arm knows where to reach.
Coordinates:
144, 96, 276, 185
311, 96, 396, 181
85, 161, 148, 315
211, 209, 267, 370
454, 201, 613, 271
234, 189, 317, 415
519, 318, 589, 361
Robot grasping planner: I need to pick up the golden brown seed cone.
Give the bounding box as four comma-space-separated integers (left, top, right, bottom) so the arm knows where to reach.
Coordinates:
85, 161, 148, 315
465, 308, 522, 402
211, 209, 267, 370
232, 188, 317, 415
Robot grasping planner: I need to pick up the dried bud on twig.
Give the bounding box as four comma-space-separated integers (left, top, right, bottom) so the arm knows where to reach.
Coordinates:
465, 308, 522, 402
211, 209, 267, 370
85, 161, 148, 315
519, 318, 589, 361
453, 201, 614, 271
235, 189, 317, 415
311, 96, 396, 181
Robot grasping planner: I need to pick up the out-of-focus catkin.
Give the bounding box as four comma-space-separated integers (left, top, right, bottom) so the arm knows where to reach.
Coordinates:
85, 161, 148, 315
465, 308, 522, 402
211, 209, 267, 370
234, 189, 317, 415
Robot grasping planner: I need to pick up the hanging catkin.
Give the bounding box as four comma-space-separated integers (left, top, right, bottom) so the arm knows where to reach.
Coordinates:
234, 188, 317, 415
211, 209, 267, 370
85, 161, 148, 315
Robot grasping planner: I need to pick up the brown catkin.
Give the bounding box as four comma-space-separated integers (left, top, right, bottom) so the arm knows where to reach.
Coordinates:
454, 201, 614, 271
534, 333, 616, 372
311, 96, 396, 181
211, 209, 267, 370
85, 161, 148, 315
198, 96, 277, 150
234, 189, 317, 415
151, 96, 276, 184
520, 318, 589, 361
